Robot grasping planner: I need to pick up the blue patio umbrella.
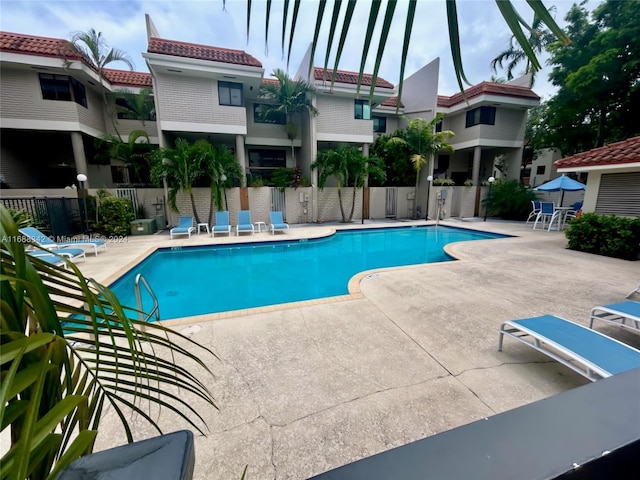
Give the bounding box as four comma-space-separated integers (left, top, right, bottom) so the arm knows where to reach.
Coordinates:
534, 174, 585, 206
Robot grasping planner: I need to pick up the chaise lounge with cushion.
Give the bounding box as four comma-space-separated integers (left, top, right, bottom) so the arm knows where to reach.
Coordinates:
236, 210, 254, 236
269, 211, 289, 235
498, 314, 640, 381
170, 217, 195, 239
20, 226, 106, 256
212, 211, 231, 237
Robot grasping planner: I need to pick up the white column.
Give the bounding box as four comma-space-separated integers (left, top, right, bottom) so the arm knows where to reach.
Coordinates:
235, 134, 247, 187
471, 146, 482, 187
71, 132, 89, 188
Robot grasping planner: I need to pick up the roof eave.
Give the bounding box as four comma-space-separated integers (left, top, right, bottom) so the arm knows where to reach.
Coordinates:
557, 161, 640, 173
143, 51, 264, 78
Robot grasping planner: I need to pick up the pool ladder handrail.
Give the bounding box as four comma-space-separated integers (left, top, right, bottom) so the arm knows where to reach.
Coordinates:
134, 273, 160, 323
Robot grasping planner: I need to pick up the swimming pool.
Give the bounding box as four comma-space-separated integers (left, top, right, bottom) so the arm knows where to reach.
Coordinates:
110, 226, 506, 320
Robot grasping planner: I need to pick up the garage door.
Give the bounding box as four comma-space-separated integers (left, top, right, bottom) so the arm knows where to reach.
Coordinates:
595, 172, 640, 217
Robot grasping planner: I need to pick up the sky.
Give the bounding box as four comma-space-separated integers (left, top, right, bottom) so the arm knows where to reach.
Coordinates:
0, 0, 598, 100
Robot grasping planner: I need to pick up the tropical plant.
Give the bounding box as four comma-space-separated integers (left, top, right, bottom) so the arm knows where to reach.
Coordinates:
95, 196, 135, 236
258, 69, 319, 161
388, 116, 454, 218
432, 178, 455, 186
237, 1, 568, 102
194, 140, 242, 225
484, 179, 537, 220
565, 213, 640, 261
151, 139, 205, 224
114, 88, 156, 127
311, 146, 385, 223
95, 130, 154, 185
7, 208, 36, 228
61, 29, 134, 140
490, 8, 557, 84
370, 131, 414, 187
0, 205, 216, 479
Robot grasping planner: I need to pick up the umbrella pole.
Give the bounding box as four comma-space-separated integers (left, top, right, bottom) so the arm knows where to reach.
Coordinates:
560, 190, 565, 207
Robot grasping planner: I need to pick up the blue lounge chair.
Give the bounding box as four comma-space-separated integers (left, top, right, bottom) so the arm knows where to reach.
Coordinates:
212, 211, 231, 237
498, 314, 640, 381
590, 300, 640, 334
28, 252, 67, 269
236, 210, 254, 236
20, 226, 106, 256
269, 211, 289, 235
170, 217, 195, 239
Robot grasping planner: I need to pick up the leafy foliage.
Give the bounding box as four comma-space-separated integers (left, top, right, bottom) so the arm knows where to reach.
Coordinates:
565, 213, 640, 261
96, 197, 134, 236
0, 205, 216, 479
311, 146, 385, 223
95, 130, 155, 185
484, 179, 537, 220
370, 131, 414, 187
540, 0, 640, 154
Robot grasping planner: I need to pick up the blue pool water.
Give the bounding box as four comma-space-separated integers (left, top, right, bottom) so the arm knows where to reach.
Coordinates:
110, 226, 506, 320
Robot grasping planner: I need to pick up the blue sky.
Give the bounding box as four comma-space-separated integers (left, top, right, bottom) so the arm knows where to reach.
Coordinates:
0, 0, 597, 99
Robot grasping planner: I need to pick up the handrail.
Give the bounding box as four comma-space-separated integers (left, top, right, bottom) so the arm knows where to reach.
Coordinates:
134, 274, 160, 323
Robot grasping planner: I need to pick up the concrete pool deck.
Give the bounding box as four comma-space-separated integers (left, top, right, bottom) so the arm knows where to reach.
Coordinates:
78, 219, 640, 479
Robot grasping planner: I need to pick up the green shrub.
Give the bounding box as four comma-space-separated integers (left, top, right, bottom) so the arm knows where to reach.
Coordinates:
270, 167, 294, 191
485, 179, 536, 220
97, 197, 134, 236
565, 213, 640, 260
433, 178, 455, 186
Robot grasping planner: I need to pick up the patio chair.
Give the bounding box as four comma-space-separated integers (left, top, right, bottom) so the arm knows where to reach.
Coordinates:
498, 314, 640, 381
236, 210, 255, 236
28, 251, 68, 269
269, 211, 289, 235
170, 217, 195, 239
589, 300, 640, 334
20, 226, 106, 256
212, 211, 231, 237
532, 202, 555, 230
564, 201, 584, 224
627, 283, 640, 299
525, 200, 541, 224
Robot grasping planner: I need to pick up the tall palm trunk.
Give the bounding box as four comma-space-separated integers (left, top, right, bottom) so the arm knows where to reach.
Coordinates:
337, 186, 347, 222
189, 191, 201, 224
347, 186, 358, 222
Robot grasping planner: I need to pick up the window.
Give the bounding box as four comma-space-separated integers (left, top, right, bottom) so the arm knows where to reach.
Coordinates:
253, 104, 286, 124
373, 116, 386, 133
218, 81, 243, 106
40, 74, 87, 107
536, 165, 546, 175
435, 117, 443, 132
465, 106, 496, 128
354, 99, 371, 120
248, 149, 286, 180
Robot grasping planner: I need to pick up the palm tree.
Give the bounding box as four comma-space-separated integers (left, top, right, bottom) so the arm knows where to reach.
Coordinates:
258, 69, 319, 162
62, 29, 134, 139
151, 139, 205, 223
239, 1, 568, 101
388, 116, 455, 218
96, 130, 154, 184
490, 9, 557, 84
115, 87, 156, 128
194, 140, 243, 225
0, 205, 216, 478
311, 146, 385, 223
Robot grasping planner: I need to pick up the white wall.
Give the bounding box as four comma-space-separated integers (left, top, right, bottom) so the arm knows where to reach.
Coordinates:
316, 95, 373, 140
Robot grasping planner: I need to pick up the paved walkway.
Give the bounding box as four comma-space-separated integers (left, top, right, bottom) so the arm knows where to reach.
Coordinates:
81, 219, 639, 479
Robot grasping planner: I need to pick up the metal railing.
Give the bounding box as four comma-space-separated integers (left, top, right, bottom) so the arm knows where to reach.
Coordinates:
134, 274, 160, 323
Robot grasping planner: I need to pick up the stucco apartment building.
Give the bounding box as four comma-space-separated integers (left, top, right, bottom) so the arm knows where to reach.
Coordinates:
0, 15, 539, 206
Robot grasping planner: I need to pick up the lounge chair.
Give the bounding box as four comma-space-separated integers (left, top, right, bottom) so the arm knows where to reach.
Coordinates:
170, 217, 195, 239
20, 226, 106, 256
212, 211, 231, 237
28, 246, 86, 263
498, 314, 640, 381
590, 300, 640, 334
28, 252, 67, 269
627, 283, 640, 299
525, 200, 541, 224
269, 211, 289, 235
236, 210, 254, 236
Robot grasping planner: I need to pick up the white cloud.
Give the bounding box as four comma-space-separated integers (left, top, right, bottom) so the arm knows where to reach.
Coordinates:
0, 0, 599, 99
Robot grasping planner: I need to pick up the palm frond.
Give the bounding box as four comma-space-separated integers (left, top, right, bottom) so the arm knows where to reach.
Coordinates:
355, 0, 382, 98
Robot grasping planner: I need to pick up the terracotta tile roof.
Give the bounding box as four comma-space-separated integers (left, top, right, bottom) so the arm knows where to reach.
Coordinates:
314, 67, 394, 89
0, 31, 81, 60
437, 82, 540, 108
147, 37, 262, 67
103, 69, 152, 88
261, 78, 280, 87
555, 136, 640, 169
380, 96, 403, 108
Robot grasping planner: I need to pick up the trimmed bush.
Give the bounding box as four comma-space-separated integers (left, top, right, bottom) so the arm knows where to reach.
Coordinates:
97, 197, 134, 236
565, 212, 640, 260
485, 179, 537, 220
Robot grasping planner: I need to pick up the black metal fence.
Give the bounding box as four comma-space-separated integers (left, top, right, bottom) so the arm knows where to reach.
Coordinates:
1, 197, 85, 237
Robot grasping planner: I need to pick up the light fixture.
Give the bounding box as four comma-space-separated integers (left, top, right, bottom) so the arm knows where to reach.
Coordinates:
76, 174, 89, 234
484, 176, 496, 222
425, 175, 433, 220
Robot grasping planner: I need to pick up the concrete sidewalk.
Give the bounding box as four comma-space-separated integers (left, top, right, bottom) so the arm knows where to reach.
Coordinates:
85, 220, 639, 479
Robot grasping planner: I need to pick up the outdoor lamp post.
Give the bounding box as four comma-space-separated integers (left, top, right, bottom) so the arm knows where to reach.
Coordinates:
220, 173, 228, 210
483, 176, 495, 222
425, 175, 433, 220
76, 173, 89, 235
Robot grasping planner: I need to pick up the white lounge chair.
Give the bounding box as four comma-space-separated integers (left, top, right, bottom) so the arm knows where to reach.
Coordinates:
212, 211, 231, 237
498, 314, 640, 381
236, 210, 254, 236
269, 211, 289, 235
20, 226, 106, 256
170, 217, 195, 239
590, 300, 640, 334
